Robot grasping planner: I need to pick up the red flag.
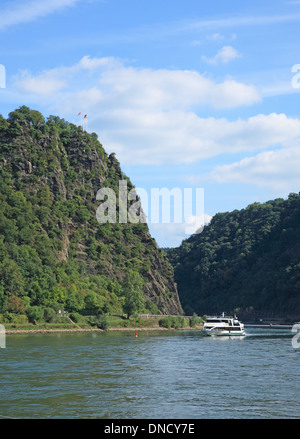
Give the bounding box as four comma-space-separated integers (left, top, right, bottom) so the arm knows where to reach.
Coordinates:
77, 112, 81, 116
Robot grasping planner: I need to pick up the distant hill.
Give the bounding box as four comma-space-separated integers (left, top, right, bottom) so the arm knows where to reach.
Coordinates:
0, 106, 182, 319
167, 194, 300, 318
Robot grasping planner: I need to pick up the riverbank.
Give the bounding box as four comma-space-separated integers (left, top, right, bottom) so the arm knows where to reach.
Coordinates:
5, 326, 203, 335
2, 314, 204, 334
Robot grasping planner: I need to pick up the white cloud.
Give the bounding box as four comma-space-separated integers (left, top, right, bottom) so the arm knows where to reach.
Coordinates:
10, 56, 300, 175
206, 146, 300, 192
206, 33, 225, 41
0, 0, 81, 31
12, 55, 260, 108
183, 13, 300, 32
202, 45, 241, 64
78, 55, 121, 71
150, 214, 212, 247
13, 70, 67, 96
98, 111, 300, 165
10, 56, 263, 166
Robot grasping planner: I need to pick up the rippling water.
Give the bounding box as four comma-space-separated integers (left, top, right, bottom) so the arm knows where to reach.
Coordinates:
0, 328, 299, 419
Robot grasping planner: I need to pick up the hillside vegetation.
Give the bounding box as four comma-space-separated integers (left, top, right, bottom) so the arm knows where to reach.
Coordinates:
168, 194, 300, 318
0, 106, 182, 325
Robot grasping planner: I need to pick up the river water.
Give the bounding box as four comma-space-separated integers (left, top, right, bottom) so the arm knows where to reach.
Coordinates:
0, 328, 299, 419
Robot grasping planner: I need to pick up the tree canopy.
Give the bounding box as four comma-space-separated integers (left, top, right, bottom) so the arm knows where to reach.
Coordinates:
168, 194, 300, 318
122, 270, 145, 318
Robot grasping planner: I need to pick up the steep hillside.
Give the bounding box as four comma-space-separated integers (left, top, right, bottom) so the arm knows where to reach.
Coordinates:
0, 106, 182, 318
168, 195, 300, 317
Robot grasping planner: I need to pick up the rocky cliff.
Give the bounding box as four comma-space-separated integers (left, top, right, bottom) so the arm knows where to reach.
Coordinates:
0, 106, 182, 316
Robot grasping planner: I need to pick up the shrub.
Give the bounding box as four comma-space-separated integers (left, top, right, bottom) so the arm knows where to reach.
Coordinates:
87, 315, 108, 329
159, 316, 172, 329
189, 313, 200, 327
1, 312, 14, 323
13, 314, 29, 324
69, 312, 83, 324
43, 307, 57, 323
95, 315, 108, 330
26, 306, 44, 324
159, 316, 186, 329
173, 316, 185, 328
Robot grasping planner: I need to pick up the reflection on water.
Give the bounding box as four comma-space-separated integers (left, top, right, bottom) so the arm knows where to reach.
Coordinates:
207, 335, 246, 341
0, 329, 298, 419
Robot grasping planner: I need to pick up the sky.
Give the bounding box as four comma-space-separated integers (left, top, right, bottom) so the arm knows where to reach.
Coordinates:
1, 0, 300, 247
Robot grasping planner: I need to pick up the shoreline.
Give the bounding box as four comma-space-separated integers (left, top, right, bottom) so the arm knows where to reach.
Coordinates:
5, 326, 203, 335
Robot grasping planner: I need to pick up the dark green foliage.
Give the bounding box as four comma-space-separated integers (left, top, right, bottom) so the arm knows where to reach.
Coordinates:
158, 316, 186, 329
95, 315, 109, 330
69, 312, 83, 324
0, 107, 181, 319
43, 307, 57, 323
168, 194, 300, 317
122, 270, 145, 318
189, 312, 201, 327
26, 306, 44, 323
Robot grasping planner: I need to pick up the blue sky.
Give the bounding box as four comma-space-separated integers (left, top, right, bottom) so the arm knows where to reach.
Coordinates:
1, 0, 300, 247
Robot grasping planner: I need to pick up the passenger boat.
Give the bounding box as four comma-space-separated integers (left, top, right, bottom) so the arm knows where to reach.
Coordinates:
203, 313, 246, 336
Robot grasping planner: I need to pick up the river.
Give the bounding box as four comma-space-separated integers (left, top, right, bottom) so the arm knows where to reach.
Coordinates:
0, 328, 299, 419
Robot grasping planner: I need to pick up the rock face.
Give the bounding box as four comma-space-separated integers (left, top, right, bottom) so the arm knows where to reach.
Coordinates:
0, 106, 182, 315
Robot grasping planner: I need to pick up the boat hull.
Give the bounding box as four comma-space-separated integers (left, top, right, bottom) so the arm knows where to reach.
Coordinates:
204, 329, 246, 336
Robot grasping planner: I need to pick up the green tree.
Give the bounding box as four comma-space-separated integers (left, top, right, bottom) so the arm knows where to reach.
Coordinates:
26, 306, 44, 324
43, 307, 57, 323
84, 292, 106, 315
8, 106, 44, 126
0, 258, 25, 295
189, 312, 199, 327
0, 283, 7, 312
122, 270, 145, 318
7, 296, 26, 314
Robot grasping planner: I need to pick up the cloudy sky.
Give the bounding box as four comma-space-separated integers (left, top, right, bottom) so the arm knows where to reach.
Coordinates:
1, 0, 300, 247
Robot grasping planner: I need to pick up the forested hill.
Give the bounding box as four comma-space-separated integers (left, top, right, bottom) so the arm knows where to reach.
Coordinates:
167, 194, 300, 317
0, 106, 182, 319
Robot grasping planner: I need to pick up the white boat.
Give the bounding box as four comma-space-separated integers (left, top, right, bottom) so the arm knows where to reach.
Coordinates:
203, 313, 246, 336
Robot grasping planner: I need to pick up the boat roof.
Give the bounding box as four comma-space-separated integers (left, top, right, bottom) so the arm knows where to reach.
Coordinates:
206, 315, 237, 319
